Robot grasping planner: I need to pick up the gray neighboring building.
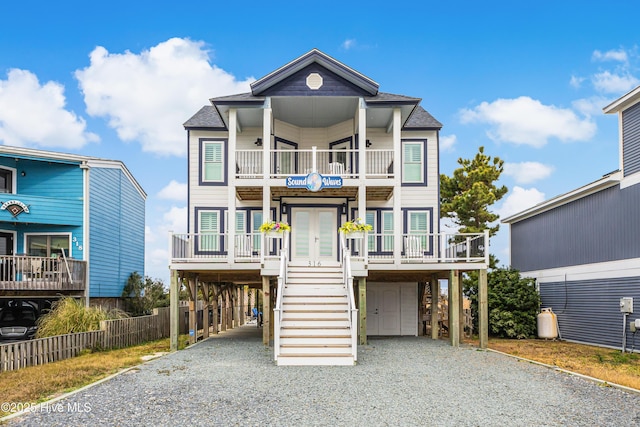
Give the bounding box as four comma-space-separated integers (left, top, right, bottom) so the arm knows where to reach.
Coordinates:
503, 86, 640, 350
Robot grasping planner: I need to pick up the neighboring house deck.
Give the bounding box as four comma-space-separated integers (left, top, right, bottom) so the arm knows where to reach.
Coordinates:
168, 49, 489, 365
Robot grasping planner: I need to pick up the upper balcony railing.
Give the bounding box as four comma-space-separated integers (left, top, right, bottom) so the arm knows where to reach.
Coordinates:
235, 148, 394, 180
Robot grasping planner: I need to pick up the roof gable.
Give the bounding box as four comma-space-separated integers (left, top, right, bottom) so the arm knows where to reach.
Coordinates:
250, 49, 379, 96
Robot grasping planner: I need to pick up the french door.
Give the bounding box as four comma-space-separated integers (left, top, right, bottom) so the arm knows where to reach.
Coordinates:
291, 207, 338, 266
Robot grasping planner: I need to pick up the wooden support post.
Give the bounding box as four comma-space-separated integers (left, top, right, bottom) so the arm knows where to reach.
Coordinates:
458, 272, 464, 341
262, 276, 270, 346
449, 270, 460, 347
170, 270, 179, 351
431, 274, 439, 340
358, 278, 367, 345
220, 285, 227, 332
201, 282, 210, 339
187, 276, 197, 345
227, 287, 233, 329
479, 268, 488, 349
239, 285, 245, 326
211, 285, 219, 335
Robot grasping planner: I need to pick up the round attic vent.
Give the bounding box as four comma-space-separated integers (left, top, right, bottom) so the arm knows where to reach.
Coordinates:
306, 73, 323, 90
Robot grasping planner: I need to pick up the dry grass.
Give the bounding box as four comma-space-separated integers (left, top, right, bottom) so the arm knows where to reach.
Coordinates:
0, 336, 188, 418
486, 338, 640, 390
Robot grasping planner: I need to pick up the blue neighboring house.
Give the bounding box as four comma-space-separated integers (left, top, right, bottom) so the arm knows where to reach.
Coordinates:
0, 146, 146, 308
503, 85, 640, 351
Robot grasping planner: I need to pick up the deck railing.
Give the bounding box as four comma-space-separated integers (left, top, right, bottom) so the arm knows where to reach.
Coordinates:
234, 148, 395, 179
340, 234, 358, 361
170, 231, 489, 265
0, 255, 86, 291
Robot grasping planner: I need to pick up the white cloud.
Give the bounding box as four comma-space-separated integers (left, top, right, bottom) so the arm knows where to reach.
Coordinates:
342, 39, 356, 50
569, 75, 585, 89
592, 49, 628, 63
75, 38, 254, 157
158, 180, 187, 202
572, 96, 612, 116
163, 206, 187, 234
440, 134, 456, 152
503, 162, 553, 184
0, 69, 99, 148
496, 186, 546, 219
592, 71, 639, 94
460, 96, 597, 147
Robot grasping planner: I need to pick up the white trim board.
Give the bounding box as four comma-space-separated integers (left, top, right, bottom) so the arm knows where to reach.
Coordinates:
521, 257, 640, 283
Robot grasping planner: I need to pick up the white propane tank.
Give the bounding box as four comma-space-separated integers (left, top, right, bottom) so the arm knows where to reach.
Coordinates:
537, 308, 558, 339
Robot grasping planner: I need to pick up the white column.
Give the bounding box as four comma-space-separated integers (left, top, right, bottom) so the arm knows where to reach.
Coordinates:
358, 99, 367, 261
263, 98, 272, 221
392, 107, 402, 265
228, 108, 237, 264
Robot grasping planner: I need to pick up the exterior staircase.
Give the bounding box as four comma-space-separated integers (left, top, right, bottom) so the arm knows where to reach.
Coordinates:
276, 266, 356, 366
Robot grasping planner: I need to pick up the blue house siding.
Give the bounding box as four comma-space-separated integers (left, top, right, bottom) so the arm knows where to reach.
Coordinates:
540, 277, 640, 350
623, 102, 640, 177
89, 167, 145, 298
511, 184, 640, 272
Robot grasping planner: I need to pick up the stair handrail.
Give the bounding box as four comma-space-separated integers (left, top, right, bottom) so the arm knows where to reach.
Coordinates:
340, 233, 358, 362
273, 231, 289, 361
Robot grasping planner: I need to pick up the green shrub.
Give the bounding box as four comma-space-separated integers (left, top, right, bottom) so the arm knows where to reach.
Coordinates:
36, 297, 128, 338
465, 267, 540, 339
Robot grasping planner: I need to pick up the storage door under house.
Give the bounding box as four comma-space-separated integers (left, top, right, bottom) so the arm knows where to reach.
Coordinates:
290, 207, 338, 266
366, 283, 418, 336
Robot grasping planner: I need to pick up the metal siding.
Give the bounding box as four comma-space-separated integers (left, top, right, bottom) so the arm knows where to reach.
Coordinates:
511, 184, 640, 271
623, 102, 640, 177
89, 168, 145, 298
539, 277, 640, 349
260, 63, 370, 97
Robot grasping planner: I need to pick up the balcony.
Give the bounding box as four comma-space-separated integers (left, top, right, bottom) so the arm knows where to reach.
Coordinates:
235, 149, 394, 180
0, 255, 87, 292
170, 232, 489, 267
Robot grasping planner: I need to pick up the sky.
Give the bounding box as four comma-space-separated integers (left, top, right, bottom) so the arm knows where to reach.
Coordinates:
1, 1, 638, 284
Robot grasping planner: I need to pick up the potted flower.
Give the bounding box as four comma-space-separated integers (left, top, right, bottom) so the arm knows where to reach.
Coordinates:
338, 217, 373, 239
259, 221, 291, 238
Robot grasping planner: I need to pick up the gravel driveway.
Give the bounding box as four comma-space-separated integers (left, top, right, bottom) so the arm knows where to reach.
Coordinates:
7, 324, 640, 426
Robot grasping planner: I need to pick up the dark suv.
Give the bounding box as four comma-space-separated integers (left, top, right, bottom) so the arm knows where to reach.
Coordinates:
0, 304, 38, 342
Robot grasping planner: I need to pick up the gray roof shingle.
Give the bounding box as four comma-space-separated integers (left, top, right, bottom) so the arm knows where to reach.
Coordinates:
404, 105, 443, 129
183, 106, 226, 129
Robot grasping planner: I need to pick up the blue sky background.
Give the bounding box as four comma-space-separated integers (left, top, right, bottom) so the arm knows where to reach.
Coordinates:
1, 1, 638, 284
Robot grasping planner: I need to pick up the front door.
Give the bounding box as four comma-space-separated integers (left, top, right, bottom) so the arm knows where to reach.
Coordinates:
367, 285, 400, 335
291, 207, 338, 266
0, 232, 14, 255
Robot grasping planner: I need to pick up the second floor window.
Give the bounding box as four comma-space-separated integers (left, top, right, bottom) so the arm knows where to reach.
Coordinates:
0, 168, 13, 193
402, 140, 425, 185
202, 140, 224, 182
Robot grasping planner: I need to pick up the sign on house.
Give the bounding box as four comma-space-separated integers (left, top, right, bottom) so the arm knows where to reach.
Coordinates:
286, 172, 343, 192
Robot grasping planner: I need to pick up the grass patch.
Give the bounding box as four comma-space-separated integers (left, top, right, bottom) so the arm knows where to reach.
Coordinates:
486, 338, 640, 390
0, 335, 188, 418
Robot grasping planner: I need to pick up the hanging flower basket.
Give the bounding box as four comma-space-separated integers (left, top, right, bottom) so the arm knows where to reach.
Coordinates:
260, 221, 290, 238
338, 218, 372, 238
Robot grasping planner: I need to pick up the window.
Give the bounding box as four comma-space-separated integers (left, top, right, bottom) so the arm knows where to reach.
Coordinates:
365, 211, 376, 252
26, 234, 70, 257
407, 211, 429, 252
381, 211, 394, 252
199, 211, 221, 251
202, 140, 225, 183
402, 140, 425, 184
252, 211, 263, 252
224, 210, 246, 253
0, 168, 14, 194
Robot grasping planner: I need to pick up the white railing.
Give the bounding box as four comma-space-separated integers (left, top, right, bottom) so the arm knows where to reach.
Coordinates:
170, 231, 489, 265
234, 148, 395, 180
340, 234, 358, 362
170, 232, 263, 262
349, 232, 489, 264
273, 234, 289, 361
236, 150, 263, 177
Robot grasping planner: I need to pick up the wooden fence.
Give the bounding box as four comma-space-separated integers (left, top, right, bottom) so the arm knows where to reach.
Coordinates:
0, 308, 171, 373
